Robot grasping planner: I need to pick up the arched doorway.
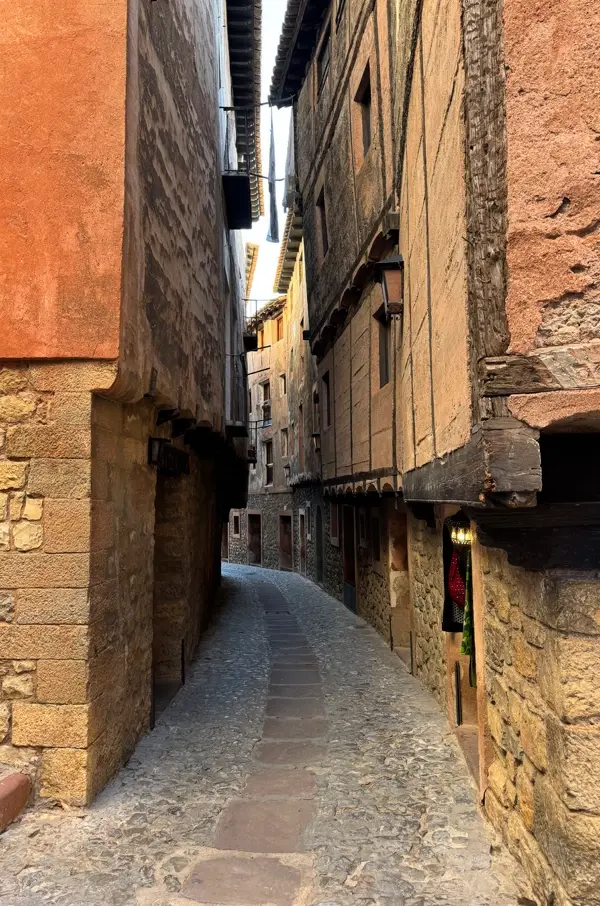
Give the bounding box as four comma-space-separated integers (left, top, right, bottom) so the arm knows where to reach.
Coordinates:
316, 505, 324, 583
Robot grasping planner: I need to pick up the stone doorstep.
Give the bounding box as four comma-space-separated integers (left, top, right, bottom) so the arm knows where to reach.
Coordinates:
0, 771, 31, 834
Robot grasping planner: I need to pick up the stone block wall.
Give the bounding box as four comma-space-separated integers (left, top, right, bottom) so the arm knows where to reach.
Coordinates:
480, 545, 600, 906
0, 362, 222, 805
406, 512, 447, 706
226, 488, 344, 602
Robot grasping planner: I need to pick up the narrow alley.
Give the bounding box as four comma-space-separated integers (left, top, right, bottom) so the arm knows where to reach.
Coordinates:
0, 567, 525, 906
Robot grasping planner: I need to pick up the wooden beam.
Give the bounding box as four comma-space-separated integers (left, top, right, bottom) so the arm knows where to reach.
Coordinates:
480, 355, 562, 396
402, 419, 541, 504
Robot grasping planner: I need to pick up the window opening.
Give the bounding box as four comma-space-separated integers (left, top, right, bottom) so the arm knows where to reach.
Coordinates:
262, 381, 271, 426
264, 440, 273, 486
355, 63, 372, 157
280, 373, 287, 395
316, 187, 329, 258
317, 24, 331, 94
276, 315, 284, 342
322, 371, 331, 426
281, 427, 288, 458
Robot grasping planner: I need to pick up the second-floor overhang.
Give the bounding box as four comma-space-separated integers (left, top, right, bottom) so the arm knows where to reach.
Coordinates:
226, 0, 264, 221
269, 0, 330, 106
274, 205, 303, 294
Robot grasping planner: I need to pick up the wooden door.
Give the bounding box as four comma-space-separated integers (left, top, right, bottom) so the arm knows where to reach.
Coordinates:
316, 506, 324, 583
279, 515, 293, 570
248, 514, 262, 564
299, 513, 306, 573
342, 505, 356, 612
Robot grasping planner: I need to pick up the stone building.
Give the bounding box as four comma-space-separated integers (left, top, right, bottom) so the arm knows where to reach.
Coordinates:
226, 210, 343, 596
0, 0, 259, 805
271, 0, 600, 903
270, 0, 409, 648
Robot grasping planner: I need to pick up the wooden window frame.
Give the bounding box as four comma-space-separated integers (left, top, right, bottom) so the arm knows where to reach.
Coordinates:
322, 371, 331, 427
264, 440, 274, 486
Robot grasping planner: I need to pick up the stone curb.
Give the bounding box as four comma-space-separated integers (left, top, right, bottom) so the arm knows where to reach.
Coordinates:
0, 772, 31, 833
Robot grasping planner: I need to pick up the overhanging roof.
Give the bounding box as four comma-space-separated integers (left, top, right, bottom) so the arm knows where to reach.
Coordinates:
269, 0, 330, 106
274, 206, 303, 294
245, 242, 259, 297
226, 0, 265, 220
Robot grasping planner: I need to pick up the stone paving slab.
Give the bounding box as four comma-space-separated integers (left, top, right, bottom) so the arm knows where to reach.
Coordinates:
266, 698, 325, 719
270, 668, 321, 684
180, 851, 307, 906
268, 683, 323, 697
214, 799, 315, 853
256, 741, 327, 766
242, 769, 317, 798
262, 718, 329, 740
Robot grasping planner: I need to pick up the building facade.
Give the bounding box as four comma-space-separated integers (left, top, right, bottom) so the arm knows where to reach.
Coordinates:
226, 221, 343, 598
271, 0, 600, 903
0, 0, 258, 805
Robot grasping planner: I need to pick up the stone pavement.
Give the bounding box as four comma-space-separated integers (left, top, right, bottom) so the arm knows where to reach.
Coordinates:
0, 565, 528, 906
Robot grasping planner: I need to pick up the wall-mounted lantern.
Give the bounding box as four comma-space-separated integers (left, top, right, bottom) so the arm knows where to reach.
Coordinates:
450, 524, 472, 547
376, 254, 404, 321
311, 431, 321, 454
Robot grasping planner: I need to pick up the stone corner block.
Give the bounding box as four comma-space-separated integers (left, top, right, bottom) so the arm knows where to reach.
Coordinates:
40, 748, 89, 806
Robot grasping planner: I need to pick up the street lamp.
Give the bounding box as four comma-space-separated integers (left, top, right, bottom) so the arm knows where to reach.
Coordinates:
376, 254, 404, 321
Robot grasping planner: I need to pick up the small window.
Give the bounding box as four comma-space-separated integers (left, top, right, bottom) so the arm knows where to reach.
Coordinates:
280, 373, 287, 395
248, 389, 252, 415
379, 319, 391, 387
317, 24, 331, 94
276, 315, 284, 342
264, 441, 273, 486
262, 381, 272, 426
258, 327, 264, 348
330, 501, 339, 545
371, 510, 381, 563
232, 512, 241, 538
313, 389, 321, 434
322, 371, 331, 427
306, 503, 312, 540
316, 187, 329, 258
355, 64, 372, 158
281, 428, 288, 458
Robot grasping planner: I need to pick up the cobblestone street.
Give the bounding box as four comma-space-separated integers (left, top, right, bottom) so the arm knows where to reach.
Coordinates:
0, 566, 527, 906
